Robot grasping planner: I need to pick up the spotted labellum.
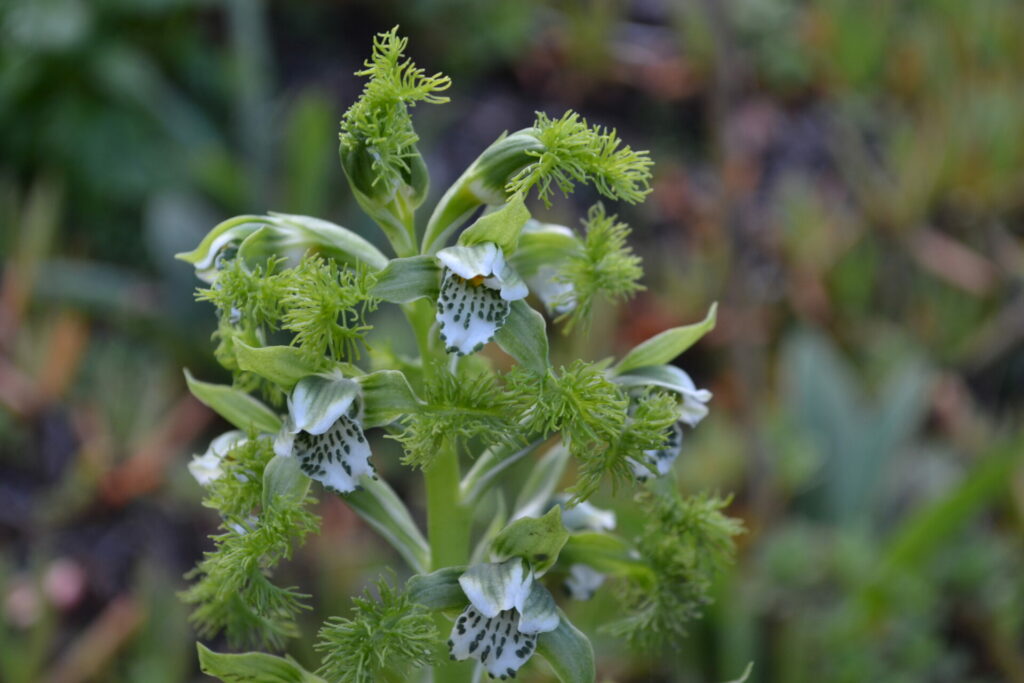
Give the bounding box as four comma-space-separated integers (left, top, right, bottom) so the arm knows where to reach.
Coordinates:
436, 243, 528, 355
449, 559, 559, 679
274, 371, 376, 494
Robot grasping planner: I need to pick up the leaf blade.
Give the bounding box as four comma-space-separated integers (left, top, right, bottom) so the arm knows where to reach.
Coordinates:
342, 476, 430, 573
184, 369, 281, 433
535, 612, 595, 683
196, 643, 325, 683
495, 300, 550, 373
613, 302, 717, 375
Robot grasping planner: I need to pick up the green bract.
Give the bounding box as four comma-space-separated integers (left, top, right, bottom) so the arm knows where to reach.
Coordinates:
179, 27, 737, 683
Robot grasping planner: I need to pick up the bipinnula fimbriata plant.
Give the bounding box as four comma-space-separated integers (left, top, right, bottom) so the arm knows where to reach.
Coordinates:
179, 28, 740, 683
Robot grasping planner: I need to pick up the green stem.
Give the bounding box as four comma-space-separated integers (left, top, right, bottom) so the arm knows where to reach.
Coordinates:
425, 442, 469, 568
402, 298, 475, 683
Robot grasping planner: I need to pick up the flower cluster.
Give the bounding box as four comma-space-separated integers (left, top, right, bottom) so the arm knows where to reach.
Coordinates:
178, 27, 737, 683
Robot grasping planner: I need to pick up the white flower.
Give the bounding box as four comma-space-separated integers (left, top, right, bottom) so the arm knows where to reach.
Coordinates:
615, 365, 711, 481
563, 564, 606, 601
518, 222, 578, 316
557, 498, 616, 533
554, 497, 616, 601
627, 420, 684, 483
448, 558, 558, 680
436, 243, 528, 355
528, 265, 576, 316
188, 430, 248, 486
616, 365, 711, 427
274, 370, 375, 494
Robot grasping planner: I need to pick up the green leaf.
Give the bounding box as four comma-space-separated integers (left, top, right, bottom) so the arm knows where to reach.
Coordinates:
356, 370, 422, 427
262, 454, 312, 510
175, 213, 390, 277
511, 442, 571, 519
457, 195, 530, 253
495, 300, 550, 373
234, 342, 327, 390
343, 476, 430, 573
491, 507, 569, 575
460, 440, 543, 507
196, 643, 325, 683
184, 369, 282, 433
880, 434, 1023, 577
613, 302, 717, 375
175, 215, 265, 267
422, 130, 544, 255
406, 567, 468, 611
370, 255, 440, 303
722, 663, 754, 683
269, 212, 389, 270
535, 611, 595, 683
559, 532, 651, 579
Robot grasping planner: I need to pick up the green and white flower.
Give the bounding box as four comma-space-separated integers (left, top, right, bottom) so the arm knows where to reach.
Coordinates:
448, 558, 558, 680
517, 222, 578, 316
558, 498, 616, 533
556, 498, 616, 601
628, 420, 684, 482
274, 370, 375, 494
188, 430, 248, 486
615, 365, 711, 481
529, 266, 576, 316
436, 243, 528, 355
616, 365, 711, 427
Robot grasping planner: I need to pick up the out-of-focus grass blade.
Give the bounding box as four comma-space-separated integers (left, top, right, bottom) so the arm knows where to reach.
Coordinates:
881, 435, 1023, 573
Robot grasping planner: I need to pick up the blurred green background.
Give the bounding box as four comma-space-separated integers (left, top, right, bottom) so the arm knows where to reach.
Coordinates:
2, 0, 1022, 681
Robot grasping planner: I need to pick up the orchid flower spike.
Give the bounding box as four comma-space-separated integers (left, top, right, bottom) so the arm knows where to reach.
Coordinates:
274, 370, 375, 494
188, 430, 248, 486
448, 558, 558, 680
436, 242, 528, 355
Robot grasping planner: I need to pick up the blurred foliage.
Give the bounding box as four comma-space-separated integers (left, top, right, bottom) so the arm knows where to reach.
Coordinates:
2, 0, 1023, 681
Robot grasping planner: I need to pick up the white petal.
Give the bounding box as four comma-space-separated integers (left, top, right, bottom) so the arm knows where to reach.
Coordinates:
273, 415, 297, 458
521, 220, 575, 239
559, 499, 616, 533
492, 261, 529, 301
188, 452, 225, 486
514, 581, 559, 634
289, 371, 361, 435
527, 266, 576, 315
209, 430, 248, 457
449, 606, 536, 680
437, 243, 501, 279
436, 270, 510, 355
291, 415, 374, 494
678, 390, 711, 427
563, 564, 606, 601
187, 430, 247, 486
458, 559, 532, 618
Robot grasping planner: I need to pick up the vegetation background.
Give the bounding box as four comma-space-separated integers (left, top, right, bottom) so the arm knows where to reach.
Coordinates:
1, 0, 1022, 681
